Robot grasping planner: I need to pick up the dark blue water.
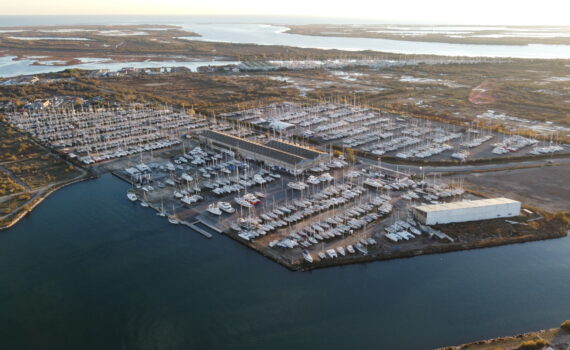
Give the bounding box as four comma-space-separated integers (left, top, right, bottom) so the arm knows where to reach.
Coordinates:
0, 174, 569, 350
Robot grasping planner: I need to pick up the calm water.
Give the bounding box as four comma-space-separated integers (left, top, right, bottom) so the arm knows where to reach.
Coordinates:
0, 174, 569, 350
0, 56, 239, 78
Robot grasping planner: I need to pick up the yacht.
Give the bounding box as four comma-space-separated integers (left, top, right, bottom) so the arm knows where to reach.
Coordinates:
207, 204, 223, 216
346, 245, 356, 254
168, 215, 179, 225
218, 202, 235, 214
127, 192, 137, 202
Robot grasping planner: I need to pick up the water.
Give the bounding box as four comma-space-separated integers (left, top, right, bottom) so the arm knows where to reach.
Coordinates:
0, 56, 239, 78
1, 16, 570, 60
1, 174, 569, 350
178, 23, 570, 59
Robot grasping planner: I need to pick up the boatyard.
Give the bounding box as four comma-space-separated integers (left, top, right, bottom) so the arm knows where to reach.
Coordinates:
103, 124, 565, 271
220, 102, 569, 162
1, 95, 567, 269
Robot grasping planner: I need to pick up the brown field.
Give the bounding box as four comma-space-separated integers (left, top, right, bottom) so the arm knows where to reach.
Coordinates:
438, 321, 570, 350
459, 164, 570, 213
286, 24, 570, 46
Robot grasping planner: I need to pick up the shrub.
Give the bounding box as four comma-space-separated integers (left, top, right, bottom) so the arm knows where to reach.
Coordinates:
516, 339, 548, 350
561, 319, 570, 331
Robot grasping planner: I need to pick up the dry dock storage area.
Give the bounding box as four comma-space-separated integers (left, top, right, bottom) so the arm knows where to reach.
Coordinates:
413, 198, 521, 225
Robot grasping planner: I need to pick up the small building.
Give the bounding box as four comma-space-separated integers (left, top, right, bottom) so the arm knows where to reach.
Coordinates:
413, 198, 521, 225
198, 130, 328, 174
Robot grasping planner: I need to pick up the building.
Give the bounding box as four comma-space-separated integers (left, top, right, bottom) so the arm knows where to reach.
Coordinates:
412, 198, 521, 225
198, 130, 328, 174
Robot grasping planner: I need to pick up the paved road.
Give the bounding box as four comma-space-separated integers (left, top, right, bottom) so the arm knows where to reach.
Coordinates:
360, 155, 570, 176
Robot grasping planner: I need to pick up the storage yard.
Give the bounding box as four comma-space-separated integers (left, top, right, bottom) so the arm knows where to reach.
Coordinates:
220, 102, 569, 162
4, 107, 209, 164
2, 90, 568, 268
110, 126, 563, 270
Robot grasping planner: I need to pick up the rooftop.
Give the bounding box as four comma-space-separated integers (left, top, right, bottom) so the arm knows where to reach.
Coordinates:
265, 140, 326, 160
414, 198, 520, 213
200, 130, 311, 166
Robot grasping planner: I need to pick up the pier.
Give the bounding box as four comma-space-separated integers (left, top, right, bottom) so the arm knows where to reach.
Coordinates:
180, 220, 213, 239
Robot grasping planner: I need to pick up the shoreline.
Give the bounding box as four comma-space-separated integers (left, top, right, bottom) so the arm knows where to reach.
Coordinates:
222, 225, 568, 272
0, 172, 96, 231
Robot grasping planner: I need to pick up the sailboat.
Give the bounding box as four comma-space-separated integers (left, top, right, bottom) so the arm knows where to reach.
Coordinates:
156, 199, 166, 217
140, 192, 149, 207
168, 204, 179, 224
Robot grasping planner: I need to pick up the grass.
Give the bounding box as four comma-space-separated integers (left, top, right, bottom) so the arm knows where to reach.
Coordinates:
4, 155, 82, 190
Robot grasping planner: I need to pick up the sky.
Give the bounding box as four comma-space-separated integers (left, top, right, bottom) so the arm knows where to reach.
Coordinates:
3, 0, 570, 25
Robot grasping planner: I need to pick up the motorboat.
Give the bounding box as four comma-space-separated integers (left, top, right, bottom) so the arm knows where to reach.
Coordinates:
127, 192, 137, 202
218, 201, 235, 214
207, 204, 222, 216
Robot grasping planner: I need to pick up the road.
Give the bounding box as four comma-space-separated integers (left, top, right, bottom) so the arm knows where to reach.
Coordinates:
360, 155, 570, 176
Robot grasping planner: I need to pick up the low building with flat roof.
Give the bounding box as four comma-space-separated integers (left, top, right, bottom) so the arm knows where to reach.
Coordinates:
198, 130, 328, 174
413, 198, 521, 225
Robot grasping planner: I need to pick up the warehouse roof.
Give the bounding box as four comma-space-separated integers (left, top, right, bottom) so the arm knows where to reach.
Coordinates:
200, 130, 308, 166
265, 140, 325, 160
414, 198, 520, 213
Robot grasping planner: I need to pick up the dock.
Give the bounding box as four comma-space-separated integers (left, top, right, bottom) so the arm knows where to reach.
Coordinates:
180, 220, 214, 239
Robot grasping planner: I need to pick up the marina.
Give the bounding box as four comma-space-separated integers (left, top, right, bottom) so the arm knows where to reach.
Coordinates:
1, 172, 569, 349
105, 123, 562, 270
1, 10, 570, 350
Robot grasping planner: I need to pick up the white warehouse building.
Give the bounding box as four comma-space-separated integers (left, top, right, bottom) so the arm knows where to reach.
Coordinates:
413, 198, 521, 225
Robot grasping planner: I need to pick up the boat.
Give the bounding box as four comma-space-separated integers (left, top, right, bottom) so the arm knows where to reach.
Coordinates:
140, 201, 149, 207
303, 250, 314, 263
218, 201, 235, 214
254, 191, 266, 198
234, 197, 253, 208
243, 193, 261, 205
346, 245, 355, 254
207, 204, 223, 216
168, 215, 179, 225
127, 192, 137, 202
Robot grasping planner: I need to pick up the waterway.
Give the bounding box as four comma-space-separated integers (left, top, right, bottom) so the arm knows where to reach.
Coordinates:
1, 174, 569, 350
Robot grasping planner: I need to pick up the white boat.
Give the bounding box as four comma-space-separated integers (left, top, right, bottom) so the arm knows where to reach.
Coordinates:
303, 250, 314, 263
207, 204, 223, 216
287, 181, 308, 190
234, 197, 253, 208
346, 245, 355, 254
127, 192, 137, 202
326, 249, 338, 259
168, 216, 179, 224
140, 201, 149, 208
218, 202, 235, 214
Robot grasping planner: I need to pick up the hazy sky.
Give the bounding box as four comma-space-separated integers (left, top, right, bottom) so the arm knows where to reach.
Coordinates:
3, 0, 570, 25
